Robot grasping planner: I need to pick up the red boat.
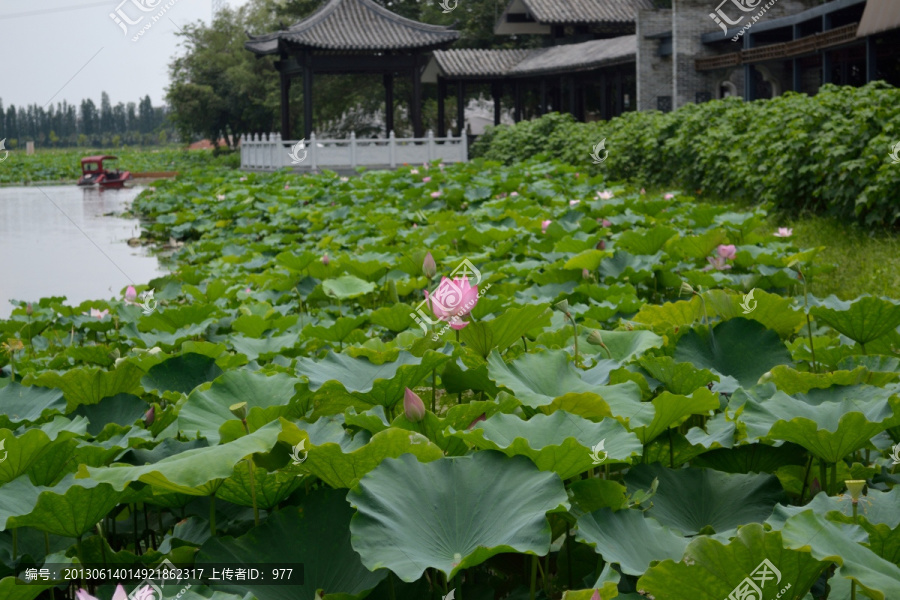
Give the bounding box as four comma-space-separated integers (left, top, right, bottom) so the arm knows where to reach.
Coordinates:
77, 155, 133, 189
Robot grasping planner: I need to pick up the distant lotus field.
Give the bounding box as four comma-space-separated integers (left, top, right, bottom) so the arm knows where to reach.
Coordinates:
1, 159, 899, 600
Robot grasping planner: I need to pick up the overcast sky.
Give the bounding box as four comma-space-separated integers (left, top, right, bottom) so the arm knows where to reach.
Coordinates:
0, 0, 252, 110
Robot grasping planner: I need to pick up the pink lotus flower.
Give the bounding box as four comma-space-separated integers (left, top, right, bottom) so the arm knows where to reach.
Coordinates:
704, 256, 732, 271
575, 173, 580, 178
403, 387, 426, 422
83, 308, 109, 319
541, 220, 552, 234
411, 168, 419, 175
640, 188, 646, 195
423, 176, 432, 183
423, 252, 436, 278
510, 191, 519, 196
340, 177, 349, 182
774, 227, 793, 238
467, 412, 487, 429
284, 184, 290, 190
717, 244, 736, 260
582, 268, 590, 279
26, 302, 33, 316
413, 223, 418, 228
569, 199, 580, 206
245, 287, 251, 293
597, 190, 613, 200
76, 584, 130, 600
664, 193, 675, 199
424, 276, 479, 328
601, 219, 612, 228
125, 286, 137, 303
590, 590, 602, 600
216, 194, 225, 201
322, 254, 330, 266
239, 176, 247, 182
143, 405, 155, 427
430, 191, 442, 198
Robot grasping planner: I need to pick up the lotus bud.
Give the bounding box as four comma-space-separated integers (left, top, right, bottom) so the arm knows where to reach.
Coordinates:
387, 279, 399, 304
554, 299, 570, 313
229, 402, 248, 420
403, 388, 426, 423
423, 251, 437, 279
322, 253, 330, 266
587, 330, 605, 346
25, 303, 33, 316
596, 240, 606, 251
845, 480, 866, 501
143, 405, 155, 427
590, 590, 602, 600
125, 286, 137, 303
582, 268, 591, 279
467, 413, 486, 430
679, 281, 695, 296
758, 371, 773, 384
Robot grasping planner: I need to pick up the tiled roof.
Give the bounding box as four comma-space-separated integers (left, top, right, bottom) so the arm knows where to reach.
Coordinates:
245, 0, 459, 54
432, 36, 636, 78
432, 48, 532, 77
521, 0, 654, 24
510, 36, 636, 75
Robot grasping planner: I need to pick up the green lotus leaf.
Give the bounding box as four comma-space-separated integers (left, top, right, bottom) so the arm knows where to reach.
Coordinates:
348, 451, 569, 581
576, 508, 689, 576
80, 421, 283, 495
615, 226, 677, 255
24, 363, 145, 412
178, 370, 303, 445
0, 428, 81, 485
767, 487, 900, 532
765, 364, 872, 394
0, 577, 54, 600
0, 382, 65, 429
321, 275, 377, 299
72, 393, 147, 436
564, 249, 611, 271
568, 479, 628, 514
303, 315, 368, 343
581, 330, 664, 363
296, 350, 451, 413
783, 509, 900, 599
448, 411, 641, 479
811, 295, 900, 348
542, 382, 644, 424
702, 288, 805, 338
229, 332, 299, 361
674, 318, 792, 388
624, 464, 786, 535
665, 229, 728, 259
141, 353, 224, 395
487, 349, 597, 408
197, 488, 386, 600
300, 426, 444, 488
631, 296, 705, 333
732, 383, 900, 462
637, 522, 828, 600
215, 460, 304, 510
459, 305, 552, 359
638, 356, 718, 395
630, 388, 720, 445
275, 250, 318, 272
343, 405, 391, 434
370, 304, 419, 332
598, 251, 660, 283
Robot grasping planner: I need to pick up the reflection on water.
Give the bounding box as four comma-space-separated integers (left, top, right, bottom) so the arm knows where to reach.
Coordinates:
0, 185, 165, 319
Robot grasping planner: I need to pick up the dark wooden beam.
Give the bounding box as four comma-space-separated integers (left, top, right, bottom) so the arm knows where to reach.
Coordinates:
384, 73, 394, 136
277, 54, 419, 76
280, 70, 291, 139
513, 80, 522, 122
302, 52, 313, 138
569, 76, 576, 117
540, 79, 547, 115
599, 72, 607, 120
492, 82, 502, 126
411, 54, 423, 137
456, 80, 465, 136
613, 69, 622, 116
437, 77, 446, 137
866, 35, 877, 82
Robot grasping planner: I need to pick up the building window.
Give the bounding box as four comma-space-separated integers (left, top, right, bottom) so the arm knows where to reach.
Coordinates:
696, 91, 712, 103
657, 96, 672, 112
718, 81, 738, 99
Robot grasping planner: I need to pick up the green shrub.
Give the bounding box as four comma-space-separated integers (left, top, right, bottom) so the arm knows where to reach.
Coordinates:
470, 82, 900, 227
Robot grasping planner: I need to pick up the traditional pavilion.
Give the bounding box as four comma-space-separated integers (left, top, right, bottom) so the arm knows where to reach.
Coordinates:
244, 0, 459, 139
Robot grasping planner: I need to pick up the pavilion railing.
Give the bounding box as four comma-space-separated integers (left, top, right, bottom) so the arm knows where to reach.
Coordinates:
240, 130, 468, 171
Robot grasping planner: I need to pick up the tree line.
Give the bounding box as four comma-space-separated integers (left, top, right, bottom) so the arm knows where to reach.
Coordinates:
0, 93, 178, 149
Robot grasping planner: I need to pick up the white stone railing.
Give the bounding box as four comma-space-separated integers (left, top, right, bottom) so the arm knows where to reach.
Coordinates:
240, 130, 468, 171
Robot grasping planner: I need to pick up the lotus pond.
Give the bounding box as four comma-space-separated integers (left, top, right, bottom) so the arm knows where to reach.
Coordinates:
1, 159, 899, 600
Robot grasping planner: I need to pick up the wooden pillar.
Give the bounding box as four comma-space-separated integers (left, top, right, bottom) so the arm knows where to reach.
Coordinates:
599, 72, 607, 120
792, 24, 801, 92
866, 35, 877, 82
437, 77, 446, 137
613, 70, 622, 117
557, 76, 564, 112
384, 73, 394, 136
540, 79, 547, 115
513, 80, 522, 122
568, 76, 576, 117
279, 70, 291, 139
743, 32, 753, 101
302, 52, 313, 139
456, 80, 465, 136
822, 14, 832, 85
411, 54, 423, 137
492, 82, 502, 126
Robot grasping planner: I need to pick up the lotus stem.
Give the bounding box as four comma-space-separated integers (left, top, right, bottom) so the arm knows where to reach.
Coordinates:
241, 419, 260, 526
799, 454, 812, 505
209, 494, 217, 536
456, 572, 463, 600
11, 528, 16, 561
522, 335, 527, 351
529, 555, 538, 600
565, 527, 574, 589
133, 504, 140, 555
432, 369, 437, 412
388, 572, 396, 600
668, 428, 675, 468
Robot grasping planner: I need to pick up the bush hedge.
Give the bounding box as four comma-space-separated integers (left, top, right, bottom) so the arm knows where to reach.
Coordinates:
471, 82, 900, 227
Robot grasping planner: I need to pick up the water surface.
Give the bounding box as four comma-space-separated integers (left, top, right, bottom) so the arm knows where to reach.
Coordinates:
0, 185, 165, 319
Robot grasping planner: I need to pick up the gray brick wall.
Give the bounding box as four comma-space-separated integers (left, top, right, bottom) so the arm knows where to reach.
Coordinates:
637, 8, 674, 111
